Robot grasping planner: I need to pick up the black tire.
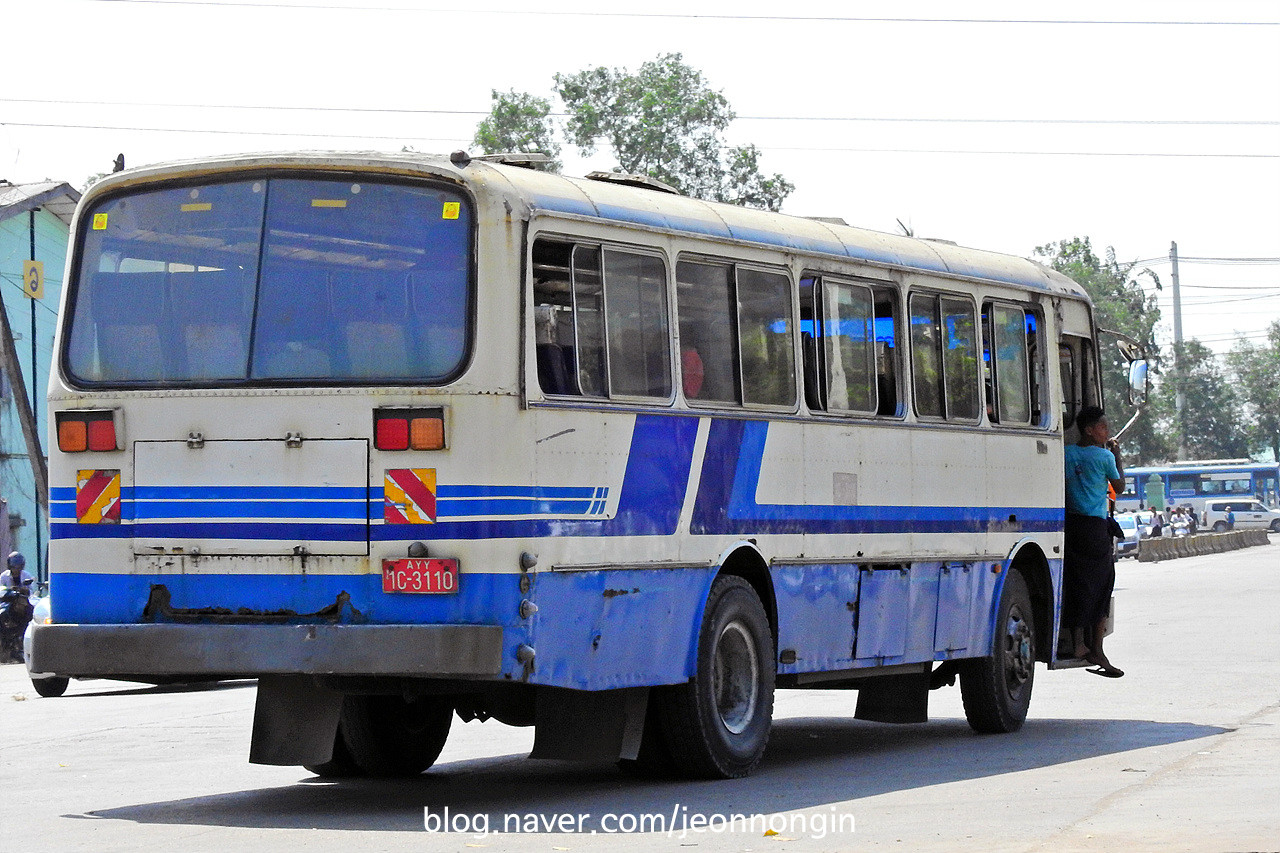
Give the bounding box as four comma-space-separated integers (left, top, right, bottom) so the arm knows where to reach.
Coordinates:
959, 570, 1035, 734
1213, 521, 1228, 533
337, 694, 453, 777
1270, 520, 1279, 533
654, 575, 774, 779
303, 722, 363, 778
32, 676, 69, 698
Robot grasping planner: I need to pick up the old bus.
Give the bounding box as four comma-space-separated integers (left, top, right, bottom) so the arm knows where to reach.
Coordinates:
33, 151, 1123, 779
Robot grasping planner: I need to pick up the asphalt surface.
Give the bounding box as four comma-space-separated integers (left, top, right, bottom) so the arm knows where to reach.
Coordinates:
5, 539, 1278, 852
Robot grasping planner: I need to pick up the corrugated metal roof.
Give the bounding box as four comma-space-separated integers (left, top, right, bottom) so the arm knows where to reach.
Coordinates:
0, 180, 82, 227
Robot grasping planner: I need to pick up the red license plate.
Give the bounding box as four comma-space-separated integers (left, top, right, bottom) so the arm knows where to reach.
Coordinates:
382, 558, 459, 594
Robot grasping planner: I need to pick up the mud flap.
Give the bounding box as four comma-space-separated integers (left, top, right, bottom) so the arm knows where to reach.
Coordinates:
854, 671, 930, 724
250, 675, 345, 766
529, 686, 648, 761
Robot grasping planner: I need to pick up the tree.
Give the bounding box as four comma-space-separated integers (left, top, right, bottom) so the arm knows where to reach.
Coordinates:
472, 53, 793, 210
1228, 321, 1280, 461
555, 53, 793, 210
472, 90, 562, 171
1034, 237, 1172, 464
1159, 339, 1251, 460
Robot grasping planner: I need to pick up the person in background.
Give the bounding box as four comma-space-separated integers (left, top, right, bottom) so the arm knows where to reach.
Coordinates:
0, 552, 33, 590
1062, 406, 1125, 678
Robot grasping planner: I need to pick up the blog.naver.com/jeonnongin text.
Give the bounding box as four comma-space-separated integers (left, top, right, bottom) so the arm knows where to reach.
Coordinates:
424, 805, 856, 839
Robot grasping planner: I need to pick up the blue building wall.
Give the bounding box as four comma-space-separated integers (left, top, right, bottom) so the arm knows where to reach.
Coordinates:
1, 203, 72, 583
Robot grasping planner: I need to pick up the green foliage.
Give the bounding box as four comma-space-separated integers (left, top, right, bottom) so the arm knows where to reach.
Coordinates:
554, 54, 793, 210
472, 53, 791, 210
1034, 237, 1171, 464
472, 90, 562, 171
1161, 339, 1251, 459
1228, 321, 1280, 461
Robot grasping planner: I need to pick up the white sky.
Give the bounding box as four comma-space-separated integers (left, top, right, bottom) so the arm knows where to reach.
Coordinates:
4, 0, 1278, 358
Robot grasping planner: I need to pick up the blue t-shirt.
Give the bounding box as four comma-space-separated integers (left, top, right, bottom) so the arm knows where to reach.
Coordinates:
1064, 443, 1120, 518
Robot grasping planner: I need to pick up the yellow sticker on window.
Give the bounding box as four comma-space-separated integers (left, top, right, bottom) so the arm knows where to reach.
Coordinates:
442, 202, 460, 220
312, 199, 347, 208
92, 213, 109, 230
181, 203, 212, 212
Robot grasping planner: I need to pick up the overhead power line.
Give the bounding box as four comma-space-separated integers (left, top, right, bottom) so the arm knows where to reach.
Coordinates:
71, 2, 1280, 26
4, 98, 1277, 128
6, 121, 1274, 161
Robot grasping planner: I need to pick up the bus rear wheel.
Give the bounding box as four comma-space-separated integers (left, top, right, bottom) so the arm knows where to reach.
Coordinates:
655, 575, 774, 779
959, 570, 1035, 734
334, 694, 453, 777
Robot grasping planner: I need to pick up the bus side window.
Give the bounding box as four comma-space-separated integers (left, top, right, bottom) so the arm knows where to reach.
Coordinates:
981, 302, 1035, 426
603, 249, 672, 399
530, 239, 672, 401
737, 268, 796, 408
910, 292, 978, 421
874, 289, 899, 416
800, 275, 879, 415
677, 261, 739, 404
1059, 342, 1076, 429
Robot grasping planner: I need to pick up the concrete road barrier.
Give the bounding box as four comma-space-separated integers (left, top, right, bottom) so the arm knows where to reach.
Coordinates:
1137, 529, 1270, 562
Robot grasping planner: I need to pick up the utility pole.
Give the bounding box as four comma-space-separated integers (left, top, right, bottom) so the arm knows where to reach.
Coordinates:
29, 210, 44, 583
0, 285, 49, 511
1170, 241, 1187, 460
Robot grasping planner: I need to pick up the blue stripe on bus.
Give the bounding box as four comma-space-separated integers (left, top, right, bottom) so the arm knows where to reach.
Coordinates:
49, 414, 1062, 542
691, 418, 1064, 535
374, 413, 700, 541
437, 485, 601, 500
51, 522, 367, 541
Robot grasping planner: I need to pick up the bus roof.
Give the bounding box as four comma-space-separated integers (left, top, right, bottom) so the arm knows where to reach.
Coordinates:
81, 150, 1089, 300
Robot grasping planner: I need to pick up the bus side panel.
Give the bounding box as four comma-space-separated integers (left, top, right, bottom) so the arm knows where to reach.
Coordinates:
771, 564, 858, 673
527, 566, 717, 691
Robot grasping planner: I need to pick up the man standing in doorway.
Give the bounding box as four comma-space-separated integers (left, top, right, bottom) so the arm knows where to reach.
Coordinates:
1063, 406, 1125, 678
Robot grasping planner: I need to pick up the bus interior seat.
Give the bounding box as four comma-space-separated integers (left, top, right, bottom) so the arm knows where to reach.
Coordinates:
89, 271, 170, 381
254, 267, 335, 378
171, 270, 251, 379
341, 270, 412, 378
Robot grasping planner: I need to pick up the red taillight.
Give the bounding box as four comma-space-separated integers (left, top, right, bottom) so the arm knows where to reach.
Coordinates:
56, 411, 117, 453
375, 417, 410, 451
87, 419, 117, 452
374, 408, 445, 451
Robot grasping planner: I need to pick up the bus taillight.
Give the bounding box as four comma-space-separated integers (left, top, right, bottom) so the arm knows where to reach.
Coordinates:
374, 408, 445, 451
56, 411, 119, 452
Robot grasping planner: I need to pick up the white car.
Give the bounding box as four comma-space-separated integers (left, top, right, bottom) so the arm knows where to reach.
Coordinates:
23, 595, 70, 697
1113, 514, 1141, 558
1202, 499, 1280, 533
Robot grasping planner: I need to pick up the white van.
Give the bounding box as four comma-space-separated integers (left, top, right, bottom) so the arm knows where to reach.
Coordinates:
1202, 499, 1280, 533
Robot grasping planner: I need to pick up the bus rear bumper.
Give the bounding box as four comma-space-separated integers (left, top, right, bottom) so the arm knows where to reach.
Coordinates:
28, 623, 504, 680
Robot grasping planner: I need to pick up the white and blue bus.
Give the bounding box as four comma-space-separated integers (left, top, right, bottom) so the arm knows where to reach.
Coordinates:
1117, 460, 1280, 515
32, 151, 1134, 779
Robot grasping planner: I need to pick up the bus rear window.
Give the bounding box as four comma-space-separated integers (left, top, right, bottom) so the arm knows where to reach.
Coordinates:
65, 178, 472, 386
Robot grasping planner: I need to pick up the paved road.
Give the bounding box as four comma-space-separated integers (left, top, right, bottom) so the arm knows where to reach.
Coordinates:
6, 540, 1278, 852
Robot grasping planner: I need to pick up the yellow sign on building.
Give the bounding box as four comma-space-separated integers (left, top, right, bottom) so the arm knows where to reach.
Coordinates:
22, 260, 44, 299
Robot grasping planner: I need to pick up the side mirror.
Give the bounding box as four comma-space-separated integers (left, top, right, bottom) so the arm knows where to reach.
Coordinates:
1127, 359, 1150, 406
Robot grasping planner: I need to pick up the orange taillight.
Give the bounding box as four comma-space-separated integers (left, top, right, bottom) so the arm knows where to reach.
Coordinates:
58, 419, 88, 453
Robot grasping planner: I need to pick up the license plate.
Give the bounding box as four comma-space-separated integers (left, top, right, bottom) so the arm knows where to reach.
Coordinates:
382, 558, 459, 594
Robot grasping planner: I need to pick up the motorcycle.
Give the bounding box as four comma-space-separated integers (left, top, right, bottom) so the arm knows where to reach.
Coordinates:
1, 583, 34, 663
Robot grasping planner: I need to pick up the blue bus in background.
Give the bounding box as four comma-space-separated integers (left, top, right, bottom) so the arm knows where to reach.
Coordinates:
1117, 460, 1280, 514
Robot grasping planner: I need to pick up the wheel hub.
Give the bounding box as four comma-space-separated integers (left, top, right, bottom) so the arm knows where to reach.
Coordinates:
1004, 607, 1033, 689
713, 620, 759, 735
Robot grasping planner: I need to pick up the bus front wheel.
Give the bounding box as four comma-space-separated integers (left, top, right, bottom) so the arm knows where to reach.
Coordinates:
959, 570, 1035, 734
656, 575, 775, 779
